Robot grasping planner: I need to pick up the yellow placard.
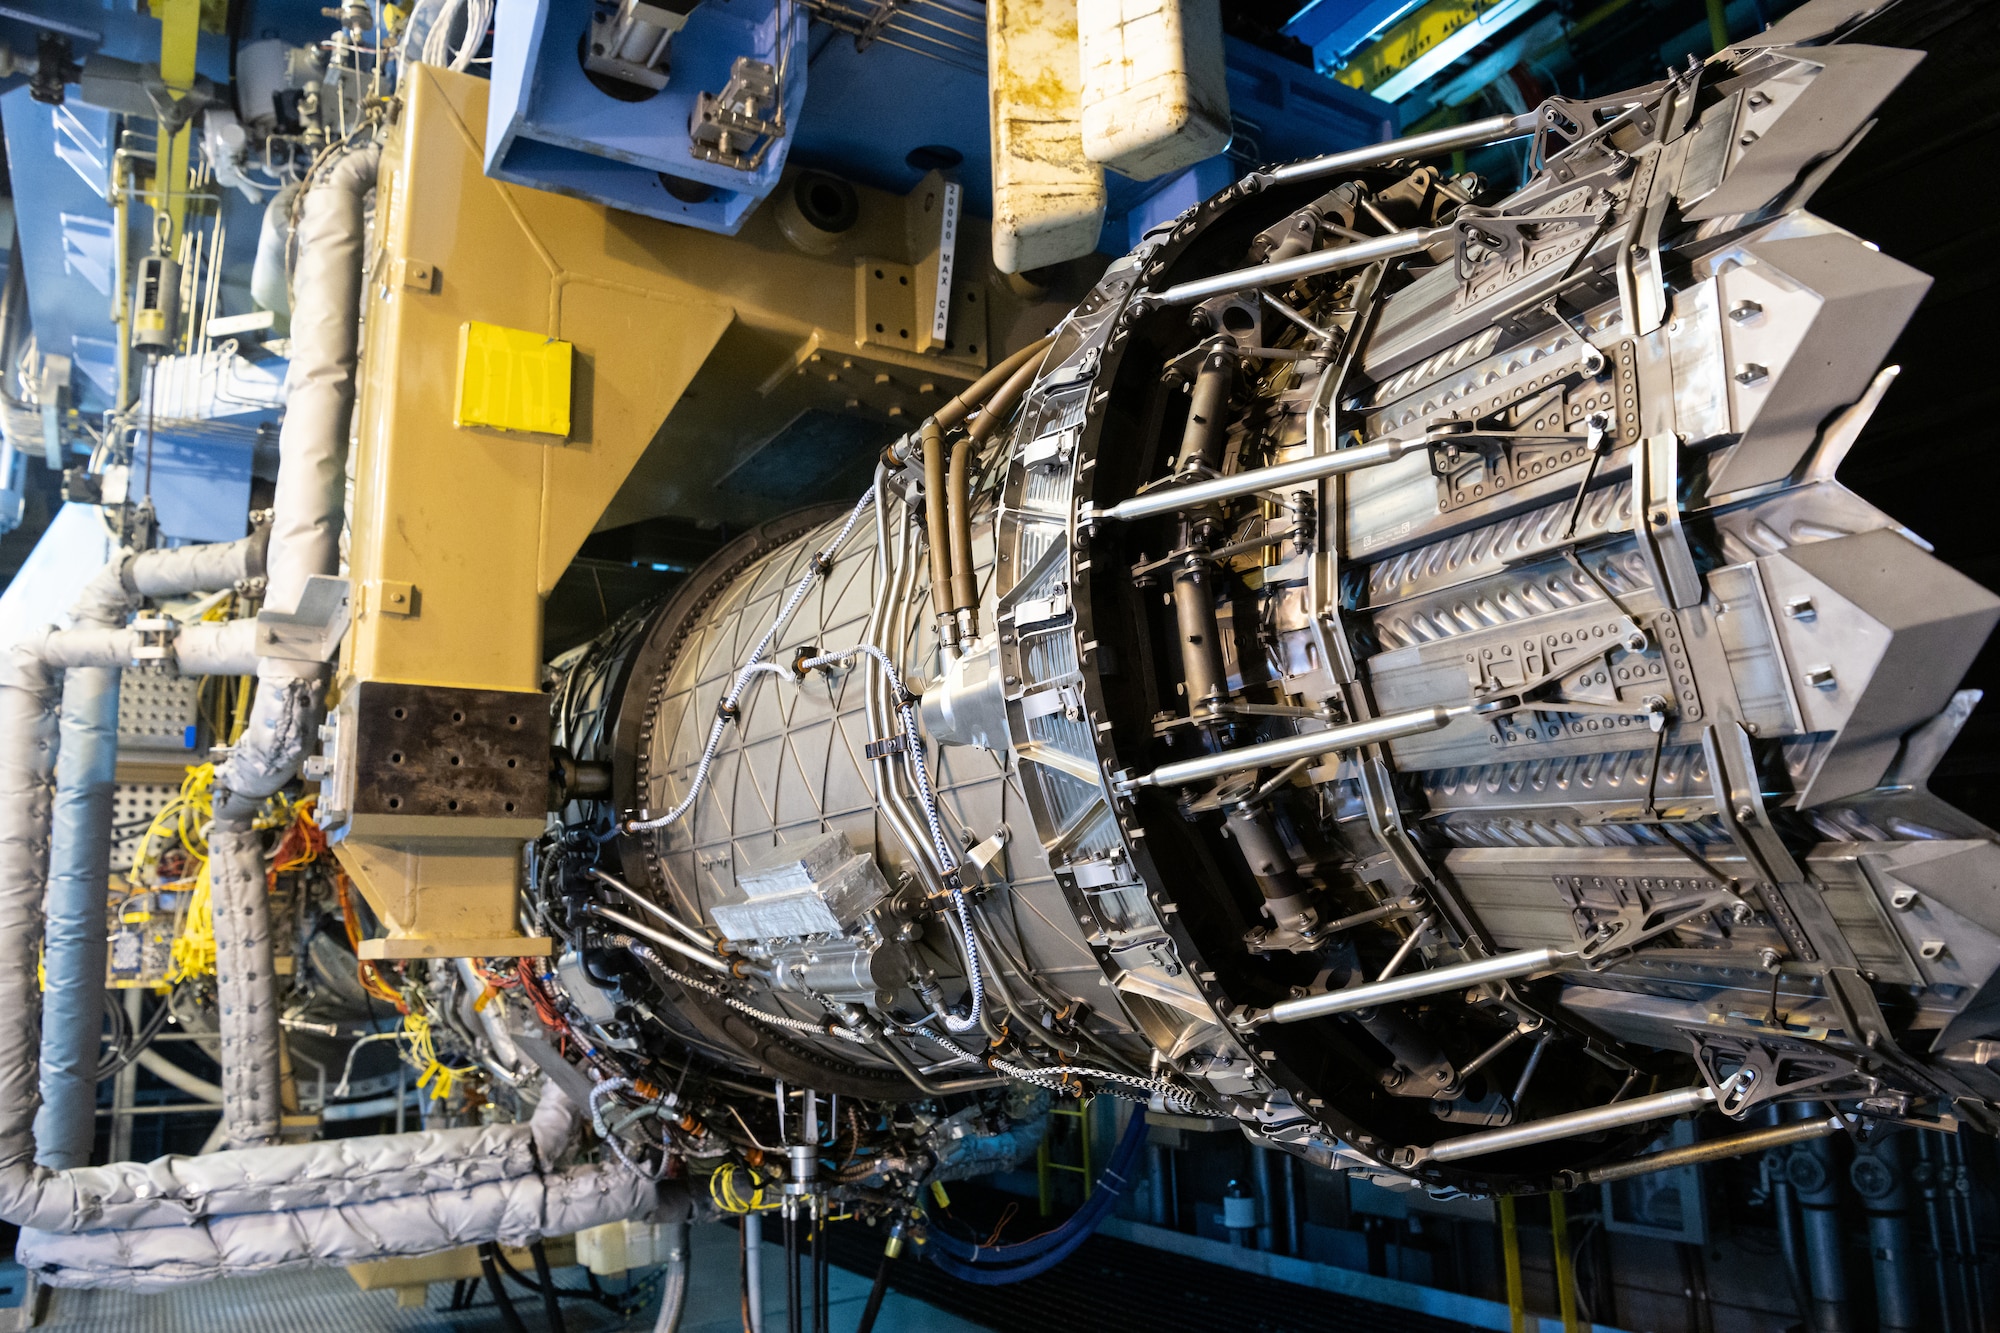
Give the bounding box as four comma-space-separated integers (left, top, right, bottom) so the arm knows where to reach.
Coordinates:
454, 321, 573, 437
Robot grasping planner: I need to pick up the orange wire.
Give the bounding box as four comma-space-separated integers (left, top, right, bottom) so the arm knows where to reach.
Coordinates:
334, 871, 408, 1012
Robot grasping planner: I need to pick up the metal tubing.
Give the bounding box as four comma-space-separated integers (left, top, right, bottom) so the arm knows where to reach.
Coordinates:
746, 1211, 766, 1333
591, 869, 714, 951
1144, 227, 1447, 308
1092, 435, 1418, 524
1585, 1115, 1844, 1185
920, 420, 953, 639
1857, 1133, 1919, 1333
1268, 945, 1569, 1025
1123, 704, 1460, 793
1509, 1033, 1550, 1110
588, 904, 733, 973
954, 354, 1044, 629
1421, 1084, 1716, 1164
1375, 915, 1431, 982
931, 334, 1055, 433
1261, 112, 1540, 186
1458, 1024, 1529, 1081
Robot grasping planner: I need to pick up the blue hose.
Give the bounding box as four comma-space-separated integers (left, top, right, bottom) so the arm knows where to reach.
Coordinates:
924, 1108, 1148, 1283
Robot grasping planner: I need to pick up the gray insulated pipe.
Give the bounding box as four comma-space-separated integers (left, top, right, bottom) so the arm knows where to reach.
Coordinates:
213, 139, 379, 1149
3, 640, 654, 1287
33, 528, 269, 1168
33, 561, 136, 1168
6, 1082, 656, 1289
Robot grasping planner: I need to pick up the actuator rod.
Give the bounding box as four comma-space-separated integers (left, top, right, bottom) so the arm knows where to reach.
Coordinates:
1267, 946, 1570, 1025
1144, 227, 1447, 308
1421, 1083, 1717, 1164
1580, 1114, 1845, 1186
1089, 436, 1418, 524
1259, 112, 1541, 187
1119, 704, 1463, 793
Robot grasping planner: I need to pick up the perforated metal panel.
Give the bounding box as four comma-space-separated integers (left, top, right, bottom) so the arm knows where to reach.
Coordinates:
111, 782, 180, 873
117, 670, 200, 753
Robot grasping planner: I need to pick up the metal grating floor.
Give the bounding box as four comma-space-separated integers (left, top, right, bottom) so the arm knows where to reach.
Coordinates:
30, 1223, 985, 1333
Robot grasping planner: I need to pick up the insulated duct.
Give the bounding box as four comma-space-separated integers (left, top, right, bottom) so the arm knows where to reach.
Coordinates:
210, 826, 281, 1148
9, 1083, 656, 1291
215, 139, 379, 822
213, 139, 380, 1147
34, 563, 137, 1167
29, 533, 268, 1167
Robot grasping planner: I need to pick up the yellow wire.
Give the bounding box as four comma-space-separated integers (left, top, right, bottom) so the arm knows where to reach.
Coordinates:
403, 1011, 478, 1103
708, 1162, 778, 1214
165, 858, 215, 982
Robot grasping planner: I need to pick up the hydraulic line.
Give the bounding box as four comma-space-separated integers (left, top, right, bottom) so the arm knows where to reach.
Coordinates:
855, 1241, 896, 1333
931, 334, 1056, 434
950, 354, 1045, 631
920, 419, 954, 645
793, 641, 984, 1033
530, 1240, 568, 1333
478, 1243, 530, 1333
925, 1111, 1150, 1284
913, 1029, 1210, 1114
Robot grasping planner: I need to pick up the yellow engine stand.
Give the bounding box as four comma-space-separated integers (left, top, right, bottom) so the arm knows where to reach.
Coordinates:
328, 65, 1033, 958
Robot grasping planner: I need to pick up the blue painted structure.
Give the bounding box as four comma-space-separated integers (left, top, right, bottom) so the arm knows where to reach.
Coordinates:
486, 0, 811, 233
0, 2, 1389, 552
787, 23, 1392, 258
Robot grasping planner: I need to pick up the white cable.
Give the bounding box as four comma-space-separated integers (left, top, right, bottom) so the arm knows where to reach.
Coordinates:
329, 1030, 402, 1100
449, 0, 493, 71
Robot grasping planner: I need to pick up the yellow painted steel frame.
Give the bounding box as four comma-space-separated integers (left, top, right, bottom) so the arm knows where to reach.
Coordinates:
156, 0, 201, 249
335, 66, 1019, 958
1334, 0, 1517, 96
